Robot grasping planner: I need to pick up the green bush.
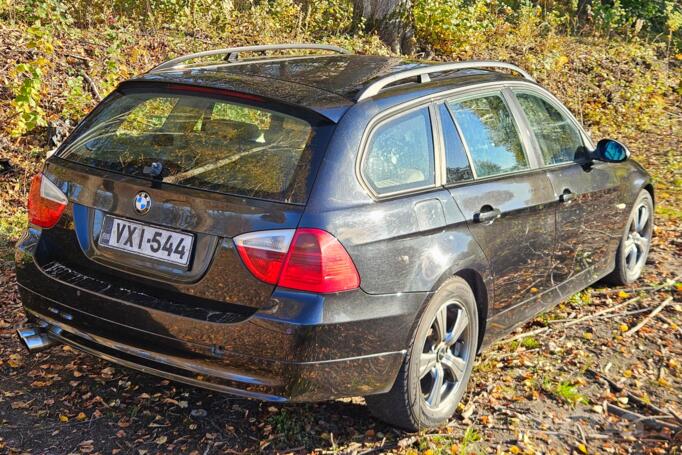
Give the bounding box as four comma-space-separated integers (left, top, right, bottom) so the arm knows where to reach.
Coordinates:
412, 0, 498, 55
61, 77, 93, 121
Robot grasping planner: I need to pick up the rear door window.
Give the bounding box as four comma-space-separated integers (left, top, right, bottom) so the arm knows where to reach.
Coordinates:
514, 91, 585, 165
447, 93, 528, 178
362, 107, 435, 195
58, 87, 328, 204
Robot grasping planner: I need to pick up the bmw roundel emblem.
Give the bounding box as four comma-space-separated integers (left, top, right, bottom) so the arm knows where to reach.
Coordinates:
134, 191, 151, 214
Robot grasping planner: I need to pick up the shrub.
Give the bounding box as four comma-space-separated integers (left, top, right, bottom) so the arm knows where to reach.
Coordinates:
412, 0, 498, 55
61, 77, 93, 121
8, 22, 55, 137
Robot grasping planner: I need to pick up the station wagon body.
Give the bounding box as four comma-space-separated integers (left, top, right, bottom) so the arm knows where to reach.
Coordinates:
16, 44, 654, 429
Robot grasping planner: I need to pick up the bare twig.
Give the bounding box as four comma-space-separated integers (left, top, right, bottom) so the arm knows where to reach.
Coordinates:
657, 314, 682, 335
606, 403, 680, 432
624, 297, 673, 337
587, 368, 681, 424
576, 423, 587, 447
555, 277, 681, 329
669, 408, 682, 426
589, 276, 680, 296
494, 327, 549, 345
562, 296, 641, 327
66, 53, 91, 62
497, 285, 677, 344
80, 71, 102, 101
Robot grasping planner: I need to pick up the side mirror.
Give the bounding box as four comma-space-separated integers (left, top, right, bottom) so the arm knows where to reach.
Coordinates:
593, 139, 630, 163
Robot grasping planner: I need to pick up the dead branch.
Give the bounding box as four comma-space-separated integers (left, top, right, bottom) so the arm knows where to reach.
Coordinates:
66, 53, 91, 62
587, 368, 682, 425
624, 296, 673, 337
496, 293, 670, 344
589, 276, 680, 296
606, 403, 680, 432
562, 296, 641, 327
80, 71, 102, 101
657, 314, 682, 336
494, 327, 549, 345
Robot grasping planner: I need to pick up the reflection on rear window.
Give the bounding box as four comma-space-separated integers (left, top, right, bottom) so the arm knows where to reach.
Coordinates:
59, 90, 315, 203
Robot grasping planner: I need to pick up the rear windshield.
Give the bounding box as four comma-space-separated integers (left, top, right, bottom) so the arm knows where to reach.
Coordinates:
58, 86, 331, 203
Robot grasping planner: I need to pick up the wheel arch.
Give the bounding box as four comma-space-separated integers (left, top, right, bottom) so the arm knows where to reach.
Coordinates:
643, 182, 655, 206
453, 268, 490, 353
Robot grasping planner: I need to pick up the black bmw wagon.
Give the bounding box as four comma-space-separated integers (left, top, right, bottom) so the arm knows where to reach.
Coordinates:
16, 44, 654, 430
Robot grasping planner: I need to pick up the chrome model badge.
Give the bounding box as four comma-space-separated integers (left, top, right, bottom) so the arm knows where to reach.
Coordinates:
134, 191, 151, 214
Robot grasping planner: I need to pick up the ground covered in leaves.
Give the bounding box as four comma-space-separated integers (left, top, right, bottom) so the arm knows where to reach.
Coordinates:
1, 221, 681, 455
0, 225, 677, 454
1, 9, 682, 454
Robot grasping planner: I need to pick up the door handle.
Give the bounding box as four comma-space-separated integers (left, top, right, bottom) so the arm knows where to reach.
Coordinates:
559, 189, 575, 203
473, 207, 501, 223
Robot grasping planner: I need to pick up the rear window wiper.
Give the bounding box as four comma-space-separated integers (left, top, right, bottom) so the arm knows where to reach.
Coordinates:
142, 161, 164, 181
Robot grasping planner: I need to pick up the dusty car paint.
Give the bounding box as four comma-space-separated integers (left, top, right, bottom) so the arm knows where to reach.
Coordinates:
15, 54, 653, 402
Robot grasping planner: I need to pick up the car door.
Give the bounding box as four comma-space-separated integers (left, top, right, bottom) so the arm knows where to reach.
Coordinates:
440, 90, 556, 313
347, 104, 463, 294
510, 88, 623, 285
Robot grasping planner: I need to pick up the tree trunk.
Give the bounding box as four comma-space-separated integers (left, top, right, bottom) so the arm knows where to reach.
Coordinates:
351, 0, 415, 54
576, 0, 593, 29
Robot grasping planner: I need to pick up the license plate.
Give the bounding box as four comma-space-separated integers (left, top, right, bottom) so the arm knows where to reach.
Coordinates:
98, 216, 193, 266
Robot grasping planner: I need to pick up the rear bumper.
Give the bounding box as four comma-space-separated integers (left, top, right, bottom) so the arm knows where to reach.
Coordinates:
16, 230, 427, 402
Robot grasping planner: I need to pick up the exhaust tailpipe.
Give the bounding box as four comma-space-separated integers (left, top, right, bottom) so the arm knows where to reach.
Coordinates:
17, 326, 60, 352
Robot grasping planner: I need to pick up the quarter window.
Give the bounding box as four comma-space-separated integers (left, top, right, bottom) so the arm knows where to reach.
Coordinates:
363, 107, 435, 195
439, 104, 473, 184
516, 92, 584, 165
447, 94, 528, 178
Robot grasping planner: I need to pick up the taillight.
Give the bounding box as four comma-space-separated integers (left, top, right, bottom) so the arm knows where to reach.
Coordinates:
27, 174, 68, 228
234, 229, 295, 284
234, 228, 360, 293
279, 229, 360, 293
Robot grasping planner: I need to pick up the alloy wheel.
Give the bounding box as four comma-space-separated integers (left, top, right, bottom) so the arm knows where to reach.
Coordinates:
419, 300, 472, 410
624, 202, 652, 276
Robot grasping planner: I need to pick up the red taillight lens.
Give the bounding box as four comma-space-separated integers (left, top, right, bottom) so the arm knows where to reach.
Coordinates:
234, 230, 294, 284
27, 174, 68, 228
279, 229, 360, 293
234, 228, 360, 293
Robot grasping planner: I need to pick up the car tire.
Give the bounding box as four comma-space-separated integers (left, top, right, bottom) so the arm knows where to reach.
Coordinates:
365, 276, 479, 431
605, 190, 654, 286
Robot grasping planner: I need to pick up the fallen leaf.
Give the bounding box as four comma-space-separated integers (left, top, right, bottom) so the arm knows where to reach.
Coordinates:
11, 401, 30, 410
461, 403, 475, 419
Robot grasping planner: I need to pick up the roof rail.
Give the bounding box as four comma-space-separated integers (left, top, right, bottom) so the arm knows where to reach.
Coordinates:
356, 61, 535, 101
150, 43, 351, 72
